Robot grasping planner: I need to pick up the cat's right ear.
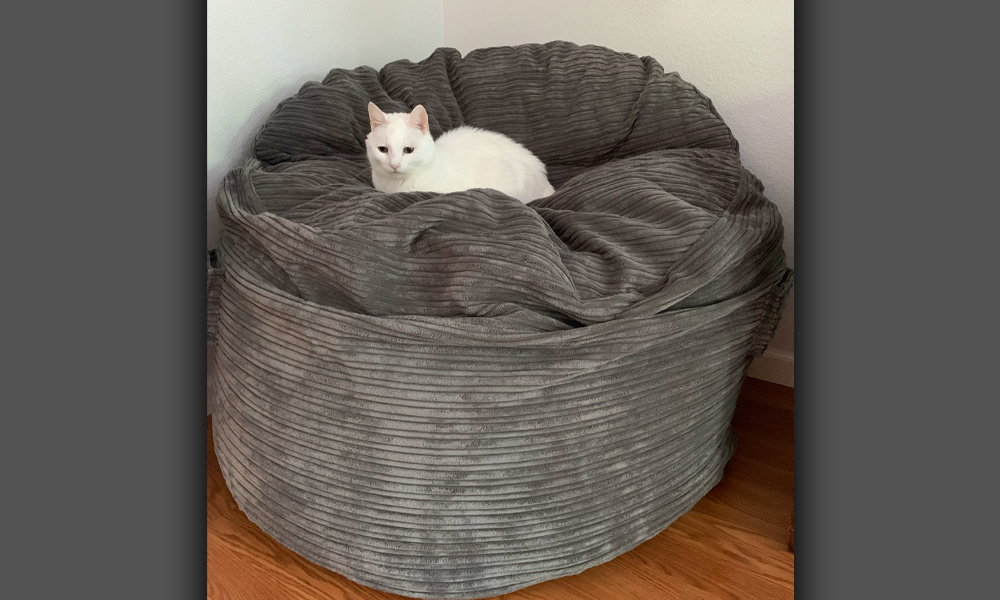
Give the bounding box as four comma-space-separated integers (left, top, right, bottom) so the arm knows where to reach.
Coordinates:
408, 105, 429, 134
367, 102, 387, 130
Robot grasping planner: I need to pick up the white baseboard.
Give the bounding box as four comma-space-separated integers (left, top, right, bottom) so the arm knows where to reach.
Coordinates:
747, 348, 794, 388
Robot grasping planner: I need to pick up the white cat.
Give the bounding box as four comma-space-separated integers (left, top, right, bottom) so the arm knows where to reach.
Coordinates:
365, 102, 555, 203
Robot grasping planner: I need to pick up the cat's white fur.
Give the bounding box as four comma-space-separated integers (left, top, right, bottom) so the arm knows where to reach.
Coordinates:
365, 102, 555, 203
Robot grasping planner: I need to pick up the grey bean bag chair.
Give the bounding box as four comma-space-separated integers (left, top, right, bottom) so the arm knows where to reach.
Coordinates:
209, 41, 792, 599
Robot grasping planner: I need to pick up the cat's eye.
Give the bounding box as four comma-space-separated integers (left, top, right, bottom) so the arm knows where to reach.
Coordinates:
403, 147, 414, 154
377, 146, 388, 153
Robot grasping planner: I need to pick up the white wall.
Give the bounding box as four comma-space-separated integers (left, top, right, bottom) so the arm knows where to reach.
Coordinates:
443, 0, 795, 384
207, 0, 444, 249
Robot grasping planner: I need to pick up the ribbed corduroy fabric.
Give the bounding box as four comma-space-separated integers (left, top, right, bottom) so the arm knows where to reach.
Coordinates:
209, 42, 792, 599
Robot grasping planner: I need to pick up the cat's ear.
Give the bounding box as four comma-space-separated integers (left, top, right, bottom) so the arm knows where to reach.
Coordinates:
367, 102, 387, 130
407, 105, 429, 134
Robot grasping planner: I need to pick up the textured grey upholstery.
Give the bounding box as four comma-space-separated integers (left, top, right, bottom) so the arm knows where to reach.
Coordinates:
209, 41, 792, 599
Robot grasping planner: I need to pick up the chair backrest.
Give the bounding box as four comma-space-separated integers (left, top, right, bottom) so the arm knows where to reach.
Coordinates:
252, 41, 738, 184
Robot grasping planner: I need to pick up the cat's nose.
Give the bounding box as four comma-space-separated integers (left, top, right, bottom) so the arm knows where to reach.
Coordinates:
390, 163, 401, 171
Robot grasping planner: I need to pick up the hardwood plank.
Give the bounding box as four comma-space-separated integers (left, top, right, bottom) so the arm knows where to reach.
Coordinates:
555, 541, 727, 600
736, 377, 795, 412
640, 511, 794, 600
730, 380, 794, 474
209, 515, 405, 600
697, 455, 795, 546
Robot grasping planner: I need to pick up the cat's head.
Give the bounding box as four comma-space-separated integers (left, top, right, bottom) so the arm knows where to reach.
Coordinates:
365, 102, 434, 177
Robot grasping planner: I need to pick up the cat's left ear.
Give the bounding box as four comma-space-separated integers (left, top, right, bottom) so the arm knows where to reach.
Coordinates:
368, 102, 388, 130
408, 105, 429, 134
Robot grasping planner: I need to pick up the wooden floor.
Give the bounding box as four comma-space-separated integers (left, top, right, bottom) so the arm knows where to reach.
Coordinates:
208, 377, 794, 600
